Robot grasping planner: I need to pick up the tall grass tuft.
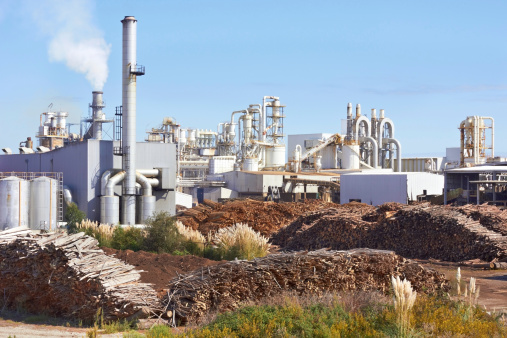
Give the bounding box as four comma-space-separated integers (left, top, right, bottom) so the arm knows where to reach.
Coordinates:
211, 223, 270, 260
77, 220, 115, 247
391, 275, 417, 337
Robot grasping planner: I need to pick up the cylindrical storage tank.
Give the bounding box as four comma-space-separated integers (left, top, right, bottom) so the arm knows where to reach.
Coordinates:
0, 177, 30, 230
50, 117, 57, 128
188, 130, 196, 144
243, 158, 259, 171
265, 145, 286, 169
101, 196, 120, 225
342, 144, 360, 169
179, 129, 187, 146
137, 195, 155, 224
30, 177, 58, 230
56, 112, 68, 129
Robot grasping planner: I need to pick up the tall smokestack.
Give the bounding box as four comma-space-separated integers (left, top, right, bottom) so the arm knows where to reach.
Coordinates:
121, 16, 144, 225
91, 91, 105, 140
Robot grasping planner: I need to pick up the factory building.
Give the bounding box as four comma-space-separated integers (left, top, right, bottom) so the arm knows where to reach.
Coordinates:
2, 14, 504, 231
340, 172, 444, 205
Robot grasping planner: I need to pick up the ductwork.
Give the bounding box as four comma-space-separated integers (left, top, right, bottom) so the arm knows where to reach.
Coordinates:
359, 136, 378, 168
136, 172, 155, 223
384, 138, 402, 172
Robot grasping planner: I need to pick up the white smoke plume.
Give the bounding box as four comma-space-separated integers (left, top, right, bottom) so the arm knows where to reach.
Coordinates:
27, 0, 111, 90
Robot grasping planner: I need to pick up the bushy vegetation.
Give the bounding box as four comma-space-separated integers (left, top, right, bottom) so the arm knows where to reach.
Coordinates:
205, 223, 270, 261
123, 292, 505, 337
76, 213, 269, 261
65, 203, 87, 234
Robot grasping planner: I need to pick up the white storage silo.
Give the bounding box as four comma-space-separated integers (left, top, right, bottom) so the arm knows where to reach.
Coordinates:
342, 144, 360, 169
0, 177, 30, 230
265, 145, 286, 169
243, 158, 259, 171
30, 177, 58, 230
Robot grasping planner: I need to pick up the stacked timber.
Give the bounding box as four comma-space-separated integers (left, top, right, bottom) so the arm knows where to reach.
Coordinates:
0, 230, 161, 322
163, 248, 449, 324
272, 203, 507, 262
458, 204, 507, 236
177, 199, 339, 237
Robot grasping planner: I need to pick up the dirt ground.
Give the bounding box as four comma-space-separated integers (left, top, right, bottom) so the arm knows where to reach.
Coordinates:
416, 260, 507, 313
100, 247, 223, 293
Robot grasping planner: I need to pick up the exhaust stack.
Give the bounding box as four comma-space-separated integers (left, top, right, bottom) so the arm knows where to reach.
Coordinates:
91, 91, 105, 140
121, 16, 145, 224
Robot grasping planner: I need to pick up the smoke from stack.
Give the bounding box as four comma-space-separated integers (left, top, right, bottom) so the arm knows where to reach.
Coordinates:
28, 0, 111, 90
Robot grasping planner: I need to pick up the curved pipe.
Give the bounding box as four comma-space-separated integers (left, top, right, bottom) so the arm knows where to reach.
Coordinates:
106, 171, 126, 196
377, 117, 395, 146
101, 168, 159, 195
385, 138, 402, 172
136, 172, 152, 196
359, 136, 378, 168
353, 116, 371, 141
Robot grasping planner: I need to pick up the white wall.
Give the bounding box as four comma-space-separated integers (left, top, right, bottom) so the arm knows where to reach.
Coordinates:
340, 172, 444, 205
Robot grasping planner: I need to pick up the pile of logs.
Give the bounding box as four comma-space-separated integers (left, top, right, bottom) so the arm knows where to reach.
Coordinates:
177, 199, 338, 236
0, 228, 161, 322
163, 248, 449, 324
458, 204, 507, 236
272, 203, 507, 262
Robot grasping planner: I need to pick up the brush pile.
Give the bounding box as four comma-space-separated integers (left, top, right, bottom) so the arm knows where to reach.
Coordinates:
272, 203, 507, 262
177, 199, 338, 236
163, 248, 449, 324
0, 228, 161, 322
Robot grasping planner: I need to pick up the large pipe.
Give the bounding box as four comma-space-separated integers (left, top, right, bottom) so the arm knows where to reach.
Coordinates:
385, 138, 402, 172
359, 136, 378, 168
91, 91, 105, 140
106, 171, 126, 196
121, 16, 138, 225
101, 168, 159, 196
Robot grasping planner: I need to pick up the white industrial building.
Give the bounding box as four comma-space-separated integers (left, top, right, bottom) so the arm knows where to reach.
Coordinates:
340, 172, 444, 205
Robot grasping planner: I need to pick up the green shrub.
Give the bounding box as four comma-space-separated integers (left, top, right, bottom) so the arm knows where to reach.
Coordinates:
112, 227, 144, 251
65, 203, 86, 234
142, 212, 183, 254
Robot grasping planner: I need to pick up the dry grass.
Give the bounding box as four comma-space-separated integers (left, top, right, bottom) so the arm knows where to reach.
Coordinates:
175, 221, 206, 245
391, 275, 417, 336
212, 223, 270, 260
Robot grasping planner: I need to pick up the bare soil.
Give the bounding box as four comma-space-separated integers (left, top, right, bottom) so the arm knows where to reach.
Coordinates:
100, 247, 223, 294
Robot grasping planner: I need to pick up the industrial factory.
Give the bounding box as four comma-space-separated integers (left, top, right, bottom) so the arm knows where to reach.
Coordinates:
0, 16, 504, 231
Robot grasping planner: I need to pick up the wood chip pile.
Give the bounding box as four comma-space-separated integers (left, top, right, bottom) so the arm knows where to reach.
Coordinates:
177, 199, 338, 236
0, 228, 161, 322
163, 248, 449, 324
272, 203, 507, 262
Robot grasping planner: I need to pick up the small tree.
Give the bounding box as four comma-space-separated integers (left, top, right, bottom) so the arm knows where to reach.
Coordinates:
142, 211, 183, 253
65, 203, 86, 234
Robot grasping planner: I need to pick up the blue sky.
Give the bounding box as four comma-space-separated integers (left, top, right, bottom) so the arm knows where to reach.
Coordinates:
0, 0, 506, 157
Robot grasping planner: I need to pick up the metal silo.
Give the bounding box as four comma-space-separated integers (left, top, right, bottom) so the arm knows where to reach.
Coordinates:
0, 177, 30, 230
30, 177, 58, 230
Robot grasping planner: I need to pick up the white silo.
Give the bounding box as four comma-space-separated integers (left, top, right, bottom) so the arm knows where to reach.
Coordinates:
30, 177, 58, 230
0, 177, 30, 230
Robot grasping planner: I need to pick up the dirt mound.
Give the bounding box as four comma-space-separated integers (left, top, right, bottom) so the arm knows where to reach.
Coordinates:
178, 199, 338, 236
163, 248, 449, 324
101, 247, 223, 294
272, 203, 507, 262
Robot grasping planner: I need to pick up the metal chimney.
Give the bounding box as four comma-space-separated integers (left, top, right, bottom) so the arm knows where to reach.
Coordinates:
91, 91, 105, 140
121, 16, 145, 225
